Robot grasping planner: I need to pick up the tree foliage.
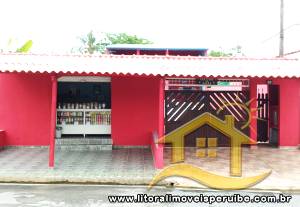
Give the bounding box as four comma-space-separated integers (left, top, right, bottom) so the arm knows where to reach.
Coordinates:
105, 33, 152, 45
208, 45, 244, 57
78, 31, 106, 54
77, 31, 152, 54
0, 39, 33, 53
16, 40, 33, 53
208, 50, 232, 57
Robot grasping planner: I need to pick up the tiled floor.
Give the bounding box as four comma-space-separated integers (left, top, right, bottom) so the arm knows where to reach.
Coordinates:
0, 146, 299, 190
164, 146, 300, 190
0, 148, 155, 184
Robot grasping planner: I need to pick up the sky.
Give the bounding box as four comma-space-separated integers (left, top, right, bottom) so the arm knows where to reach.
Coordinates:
0, 0, 300, 56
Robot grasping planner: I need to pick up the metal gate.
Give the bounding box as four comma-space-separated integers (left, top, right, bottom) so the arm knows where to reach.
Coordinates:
257, 91, 269, 142
165, 90, 250, 147
256, 84, 279, 145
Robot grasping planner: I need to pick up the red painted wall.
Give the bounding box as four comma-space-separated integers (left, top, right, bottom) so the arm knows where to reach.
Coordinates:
152, 78, 164, 168
0, 131, 4, 147
1, 73, 299, 148
0, 73, 163, 147
111, 76, 162, 145
273, 78, 300, 146
0, 73, 52, 146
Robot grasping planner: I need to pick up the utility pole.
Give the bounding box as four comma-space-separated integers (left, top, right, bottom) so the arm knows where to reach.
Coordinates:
279, 0, 284, 57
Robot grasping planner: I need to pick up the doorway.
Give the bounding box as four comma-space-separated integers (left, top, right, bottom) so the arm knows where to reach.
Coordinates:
56, 76, 111, 139
256, 84, 279, 147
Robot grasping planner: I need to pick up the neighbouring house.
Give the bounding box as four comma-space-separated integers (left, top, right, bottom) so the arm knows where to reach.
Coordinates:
0, 45, 299, 169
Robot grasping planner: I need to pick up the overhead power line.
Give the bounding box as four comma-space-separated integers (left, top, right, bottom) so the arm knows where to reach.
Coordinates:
261, 23, 300, 44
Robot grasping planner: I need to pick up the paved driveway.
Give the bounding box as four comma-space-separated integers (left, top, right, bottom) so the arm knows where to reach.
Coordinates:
164, 147, 300, 190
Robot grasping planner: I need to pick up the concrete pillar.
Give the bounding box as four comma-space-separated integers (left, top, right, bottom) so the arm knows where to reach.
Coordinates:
49, 75, 57, 167
154, 77, 165, 169
249, 78, 258, 144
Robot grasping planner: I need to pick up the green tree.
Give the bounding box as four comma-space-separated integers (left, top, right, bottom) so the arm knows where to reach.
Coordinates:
78, 31, 106, 54
208, 45, 244, 57
76, 31, 152, 54
16, 40, 33, 53
208, 50, 232, 57
0, 39, 33, 53
105, 33, 152, 45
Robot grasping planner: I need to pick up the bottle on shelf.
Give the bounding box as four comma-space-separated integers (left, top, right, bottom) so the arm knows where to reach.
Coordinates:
57, 102, 111, 126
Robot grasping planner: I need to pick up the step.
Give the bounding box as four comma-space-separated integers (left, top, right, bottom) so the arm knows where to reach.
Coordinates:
55, 144, 112, 151
56, 138, 112, 145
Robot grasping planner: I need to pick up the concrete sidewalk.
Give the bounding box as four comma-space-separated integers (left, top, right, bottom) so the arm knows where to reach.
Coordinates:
0, 147, 299, 191
0, 148, 155, 184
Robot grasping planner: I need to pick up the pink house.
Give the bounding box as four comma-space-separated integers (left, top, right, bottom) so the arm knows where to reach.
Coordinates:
0, 47, 299, 169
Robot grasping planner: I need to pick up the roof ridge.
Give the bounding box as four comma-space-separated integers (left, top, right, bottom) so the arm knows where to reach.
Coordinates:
0, 52, 297, 61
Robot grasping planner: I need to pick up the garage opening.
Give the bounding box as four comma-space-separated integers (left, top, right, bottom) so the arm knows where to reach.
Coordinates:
164, 78, 250, 149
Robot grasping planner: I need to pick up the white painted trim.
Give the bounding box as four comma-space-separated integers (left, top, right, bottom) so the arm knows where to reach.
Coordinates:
58, 76, 111, 82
